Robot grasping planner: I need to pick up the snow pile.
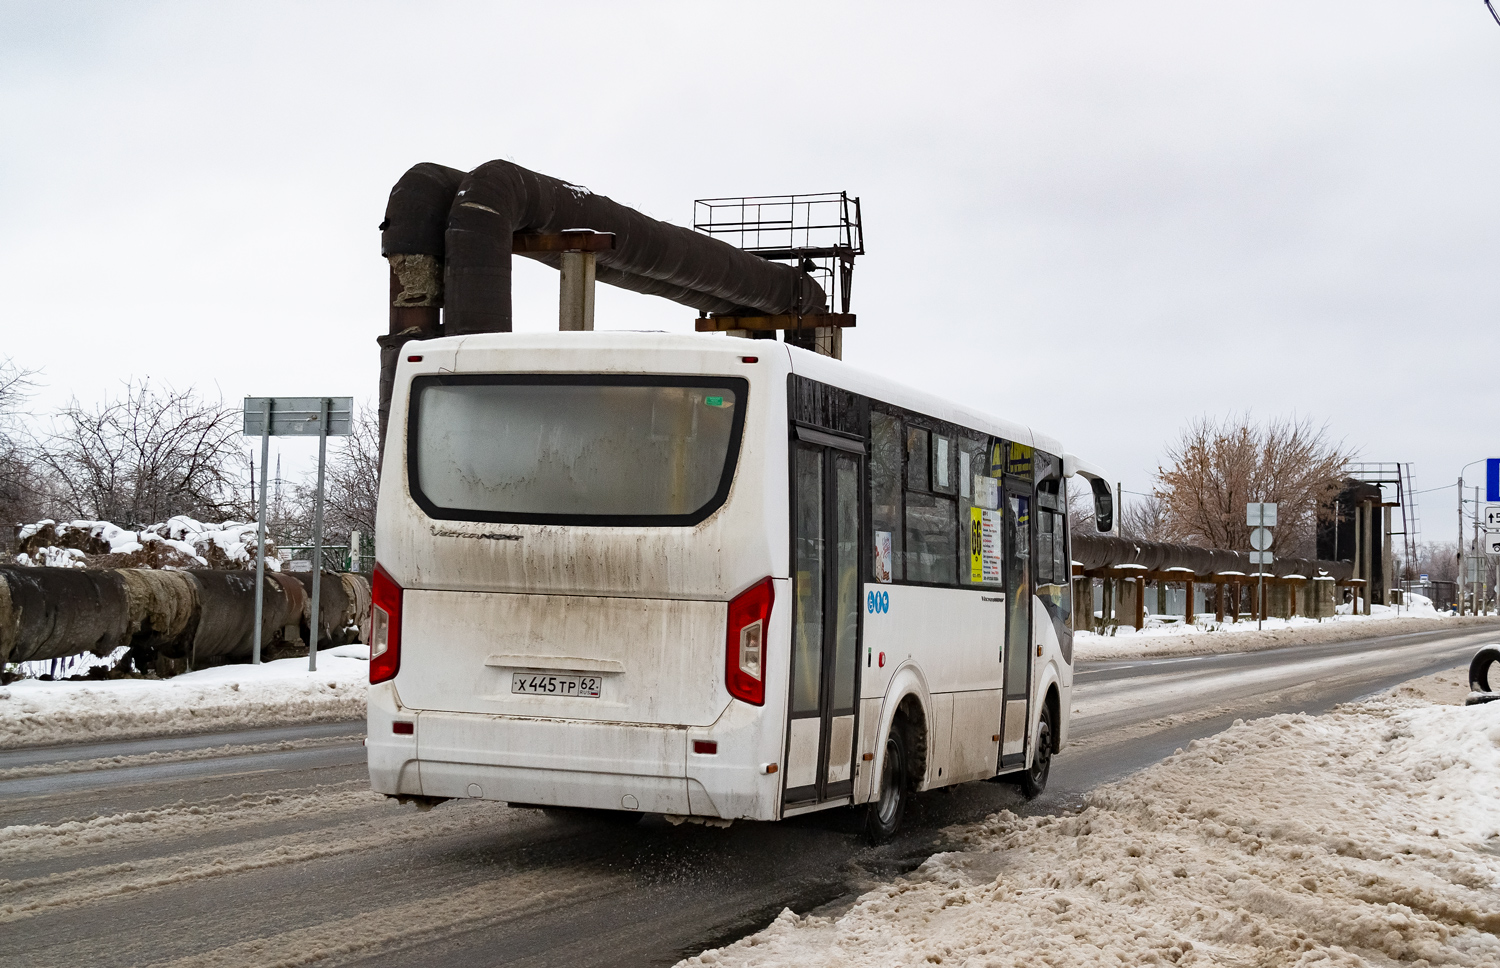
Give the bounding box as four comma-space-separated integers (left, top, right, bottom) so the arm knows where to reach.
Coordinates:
1074, 609, 1500, 662
0, 645, 368, 749
1086, 600, 1445, 641
13, 516, 275, 570
685, 697, 1500, 967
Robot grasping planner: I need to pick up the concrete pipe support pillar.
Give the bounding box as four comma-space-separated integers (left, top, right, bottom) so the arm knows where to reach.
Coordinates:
1116, 579, 1139, 630
559, 250, 597, 331
1363, 500, 1374, 615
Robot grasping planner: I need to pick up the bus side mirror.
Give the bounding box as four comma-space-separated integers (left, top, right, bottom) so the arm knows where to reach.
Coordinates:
1090, 478, 1114, 533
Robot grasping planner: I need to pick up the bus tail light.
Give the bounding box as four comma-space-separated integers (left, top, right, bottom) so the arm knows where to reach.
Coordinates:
725, 577, 774, 706
370, 563, 403, 684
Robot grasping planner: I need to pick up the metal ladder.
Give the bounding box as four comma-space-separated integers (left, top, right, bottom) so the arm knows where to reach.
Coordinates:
1399, 463, 1420, 571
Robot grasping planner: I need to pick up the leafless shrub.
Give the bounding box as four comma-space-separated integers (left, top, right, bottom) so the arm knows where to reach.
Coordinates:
1153, 414, 1353, 557
36, 380, 248, 528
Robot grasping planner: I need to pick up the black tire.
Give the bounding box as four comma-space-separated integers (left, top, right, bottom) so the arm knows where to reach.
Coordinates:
1470, 647, 1500, 693
865, 720, 910, 844
542, 806, 644, 826
1018, 703, 1054, 800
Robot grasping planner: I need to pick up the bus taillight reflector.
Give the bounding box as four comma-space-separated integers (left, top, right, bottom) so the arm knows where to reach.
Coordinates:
370, 563, 403, 685
726, 577, 774, 706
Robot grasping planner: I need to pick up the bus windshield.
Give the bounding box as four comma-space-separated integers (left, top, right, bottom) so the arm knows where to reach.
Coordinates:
408, 375, 748, 525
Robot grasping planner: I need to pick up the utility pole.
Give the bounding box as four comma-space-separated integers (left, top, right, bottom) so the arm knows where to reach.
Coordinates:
1475, 485, 1482, 616
1459, 476, 1465, 615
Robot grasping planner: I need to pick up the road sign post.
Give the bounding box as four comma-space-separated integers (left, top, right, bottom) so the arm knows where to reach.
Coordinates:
1247, 503, 1277, 630
243, 397, 353, 669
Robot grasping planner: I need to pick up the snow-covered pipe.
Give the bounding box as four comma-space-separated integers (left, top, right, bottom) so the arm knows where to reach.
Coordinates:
0, 566, 130, 665
290, 572, 368, 649
0, 566, 332, 676
1072, 533, 1353, 581
187, 570, 295, 664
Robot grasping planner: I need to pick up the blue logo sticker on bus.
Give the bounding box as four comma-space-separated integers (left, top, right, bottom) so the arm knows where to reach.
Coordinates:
867, 590, 890, 614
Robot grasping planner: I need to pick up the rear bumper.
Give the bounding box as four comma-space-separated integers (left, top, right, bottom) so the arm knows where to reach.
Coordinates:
367, 681, 782, 821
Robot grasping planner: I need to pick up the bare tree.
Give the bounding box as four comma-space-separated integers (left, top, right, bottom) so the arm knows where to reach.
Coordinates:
1411, 542, 1459, 584
1120, 492, 1169, 542
37, 381, 248, 527
0, 359, 48, 543
320, 405, 380, 545
270, 406, 380, 554
1153, 414, 1353, 557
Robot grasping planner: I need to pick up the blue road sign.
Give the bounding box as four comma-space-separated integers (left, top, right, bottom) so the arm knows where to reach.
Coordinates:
1489, 458, 1499, 502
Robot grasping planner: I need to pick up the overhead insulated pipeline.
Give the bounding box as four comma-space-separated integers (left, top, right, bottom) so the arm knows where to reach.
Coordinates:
1072, 533, 1354, 582
377, 159, 829, 446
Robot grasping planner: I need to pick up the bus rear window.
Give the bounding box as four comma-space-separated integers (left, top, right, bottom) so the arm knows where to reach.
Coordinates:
407, 375, 749, 526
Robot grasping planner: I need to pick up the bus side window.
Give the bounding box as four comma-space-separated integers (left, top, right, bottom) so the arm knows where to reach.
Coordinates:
870, 411, 904, 583
904, 424, 955, 584
931, 434, 954, 495
906, 426, 929, 491
959, 435, 1000, 586
1034, 450, 1074, 646
1036, 511, 1055, 585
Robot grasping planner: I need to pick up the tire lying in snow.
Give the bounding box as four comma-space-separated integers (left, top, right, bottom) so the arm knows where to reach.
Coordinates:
1470, 646, 1500, 694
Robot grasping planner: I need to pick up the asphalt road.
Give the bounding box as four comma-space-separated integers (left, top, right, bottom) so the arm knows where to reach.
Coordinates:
1, 623, 1493, 968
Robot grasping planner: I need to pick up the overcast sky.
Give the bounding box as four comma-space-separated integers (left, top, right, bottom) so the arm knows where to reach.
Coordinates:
2, 1, 1497, 545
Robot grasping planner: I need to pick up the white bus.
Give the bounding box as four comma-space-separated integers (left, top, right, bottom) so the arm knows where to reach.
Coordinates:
367, 332, 1112, 840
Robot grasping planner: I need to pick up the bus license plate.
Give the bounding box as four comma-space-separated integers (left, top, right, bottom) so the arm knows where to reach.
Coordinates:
511, 673, 602, 698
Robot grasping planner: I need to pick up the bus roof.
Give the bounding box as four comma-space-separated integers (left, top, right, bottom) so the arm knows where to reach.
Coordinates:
783, 342, 1064, 459
427, 330, 1066, 459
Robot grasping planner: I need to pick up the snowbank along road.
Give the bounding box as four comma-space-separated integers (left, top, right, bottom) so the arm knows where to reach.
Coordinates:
0, 623, 1494, 967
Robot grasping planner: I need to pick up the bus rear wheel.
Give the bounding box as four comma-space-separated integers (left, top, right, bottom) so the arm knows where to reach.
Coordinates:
865, 721, 910, 844
1018, 704, 1053, 799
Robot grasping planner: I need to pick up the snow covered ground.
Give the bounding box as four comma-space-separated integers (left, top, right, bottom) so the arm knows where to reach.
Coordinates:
0, 646, 368, 749
683, 676, 1500, 967
1075, 602, 1500, 662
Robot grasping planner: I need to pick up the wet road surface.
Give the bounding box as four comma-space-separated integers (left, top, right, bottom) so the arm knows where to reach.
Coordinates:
1, 623, 1493, 967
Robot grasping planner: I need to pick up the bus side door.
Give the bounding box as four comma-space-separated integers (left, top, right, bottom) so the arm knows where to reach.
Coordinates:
783, 430, 864, 807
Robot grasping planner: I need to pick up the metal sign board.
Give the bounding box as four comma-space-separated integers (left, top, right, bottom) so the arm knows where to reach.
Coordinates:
1486, 503, 1500, 532
1489, 458, 1500, 503
1467, 555, 1487, 580
1250, 527, 1273, 551
1246, 502, 1277, 527
1486, 534, 1500, 557
1249, 550, 1273, 564
242, 397, 353, 437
